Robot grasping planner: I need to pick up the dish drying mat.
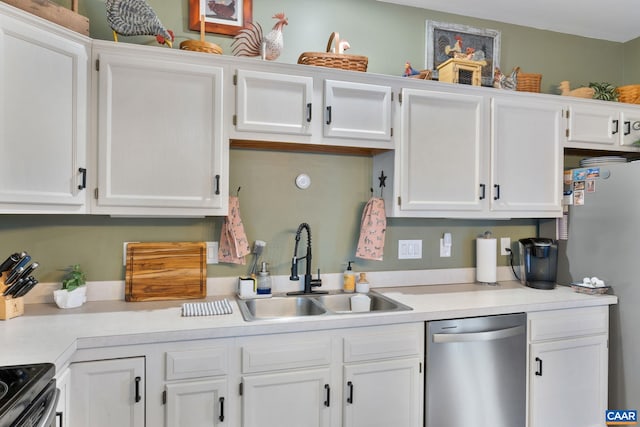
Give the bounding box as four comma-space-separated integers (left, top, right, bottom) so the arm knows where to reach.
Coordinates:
182, 299, 233, 317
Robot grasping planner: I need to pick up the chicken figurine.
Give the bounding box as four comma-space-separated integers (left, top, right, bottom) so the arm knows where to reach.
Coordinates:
494, 66, 519, 90
231, 13, 288, 60
106, 0, 174, 48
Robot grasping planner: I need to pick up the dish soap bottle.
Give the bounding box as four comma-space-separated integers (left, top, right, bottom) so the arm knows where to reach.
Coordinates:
356, 272, 370, 293
343, 261, 356, 293
257, 262, 272, 296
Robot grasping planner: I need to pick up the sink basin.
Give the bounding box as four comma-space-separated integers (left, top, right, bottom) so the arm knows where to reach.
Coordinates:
314, 292, 412, 314
237, 296, 326, 321
237, 292, 411, 321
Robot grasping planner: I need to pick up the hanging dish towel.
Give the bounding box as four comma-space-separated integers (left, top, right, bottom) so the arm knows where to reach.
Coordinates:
356, 197, 386, 261
218, 196, 251, 264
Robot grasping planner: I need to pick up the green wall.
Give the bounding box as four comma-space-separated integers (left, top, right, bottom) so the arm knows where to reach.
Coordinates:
7, 0, 636, 283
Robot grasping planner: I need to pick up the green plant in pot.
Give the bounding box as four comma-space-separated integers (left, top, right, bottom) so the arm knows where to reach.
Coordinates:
54, 264, 87, 308
589, 82, 619, 101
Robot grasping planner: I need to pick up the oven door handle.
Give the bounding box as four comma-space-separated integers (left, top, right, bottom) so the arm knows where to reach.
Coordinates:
36, 388, 60, 427
432, 325, 525, 343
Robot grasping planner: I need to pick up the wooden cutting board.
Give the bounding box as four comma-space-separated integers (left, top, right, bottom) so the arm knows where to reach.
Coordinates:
125, 242, 207, 302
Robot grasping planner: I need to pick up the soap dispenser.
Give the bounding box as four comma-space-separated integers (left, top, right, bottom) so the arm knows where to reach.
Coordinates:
257, 262, 272, 296
356, 272, 370, 293
343, 261, 356, 293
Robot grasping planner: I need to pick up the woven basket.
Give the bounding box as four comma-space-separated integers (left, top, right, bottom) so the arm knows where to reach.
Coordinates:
298, 32, 368, 72
180, 40, 223, 55
616, 85, 640, 104
180, 15, 223, 55
516, 71, 542, 93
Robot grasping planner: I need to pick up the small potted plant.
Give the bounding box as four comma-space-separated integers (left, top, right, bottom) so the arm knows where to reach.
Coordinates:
53, 264, 87, 309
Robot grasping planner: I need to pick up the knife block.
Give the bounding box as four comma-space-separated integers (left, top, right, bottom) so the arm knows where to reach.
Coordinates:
0, 272, 25, 320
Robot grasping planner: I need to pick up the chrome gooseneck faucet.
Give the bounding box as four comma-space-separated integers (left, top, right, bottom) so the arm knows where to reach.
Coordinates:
288, 223, 326, 295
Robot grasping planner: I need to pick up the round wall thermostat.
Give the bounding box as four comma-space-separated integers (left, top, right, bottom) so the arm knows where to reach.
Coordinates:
295, 173, 311, 189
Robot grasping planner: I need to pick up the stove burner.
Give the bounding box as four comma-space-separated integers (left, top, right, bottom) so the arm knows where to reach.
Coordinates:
0, 381, 6, 401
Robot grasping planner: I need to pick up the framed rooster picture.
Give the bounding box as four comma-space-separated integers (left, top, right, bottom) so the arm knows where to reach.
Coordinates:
426, 20, 501, 87
188, 0, 253, 36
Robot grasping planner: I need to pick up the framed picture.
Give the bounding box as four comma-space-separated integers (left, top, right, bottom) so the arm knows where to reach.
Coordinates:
425, 20, 501, 87
188, 0, 252, 36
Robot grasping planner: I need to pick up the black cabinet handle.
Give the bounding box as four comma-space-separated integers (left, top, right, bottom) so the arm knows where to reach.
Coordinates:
324, 384, 330, 407
326, 106, 332, 125
219, 396, 225, 422
493, 184, 500, 200
624, 121, 631, 135
346, 381, 354, 404
479, 184, 486, 200
535, 357, 543, 376
613, 119, 619, 134
56, 411, 63, 427
78, 168, 87, 190
214, 175, 220, 195
134, 376, 142, 403
306, 103, 312, 122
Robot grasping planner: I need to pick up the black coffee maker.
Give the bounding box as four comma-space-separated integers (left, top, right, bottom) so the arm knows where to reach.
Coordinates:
518, 238, 558, 290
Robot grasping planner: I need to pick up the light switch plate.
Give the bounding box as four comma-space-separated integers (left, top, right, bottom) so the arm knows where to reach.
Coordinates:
440, 238, 452, 257
123, 241, 139, 266
206, 242, 219, 264
398, 240, 422, 259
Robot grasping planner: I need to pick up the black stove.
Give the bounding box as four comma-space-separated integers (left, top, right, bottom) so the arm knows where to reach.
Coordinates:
0, 363, 56, 427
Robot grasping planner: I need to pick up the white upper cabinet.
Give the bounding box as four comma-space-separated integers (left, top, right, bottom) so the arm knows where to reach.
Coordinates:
323, 79, 392, 142
393, 87, 486, 215
565, 101, 640, 151
490, 96, 564, 215
234, 68, 313, 136
376, 87, 563, 218
92, 42, 227, 216
0, 3, 89, 213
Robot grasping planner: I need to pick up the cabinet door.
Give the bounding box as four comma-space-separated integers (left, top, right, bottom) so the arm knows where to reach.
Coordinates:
491, 97, 563, 216
0, 11, 88, 212
70, 357, 145, 427
398, 88, 486, 213
235, 69, 312, 135
94, 50, 226, 216
166, 378, 227, 426
566, 103, 620, 146
324, 80, 392, 141
529, 335, 608, 427
343, 358, 421, 427
242, 368, 332, 427
620, 110, 640, 147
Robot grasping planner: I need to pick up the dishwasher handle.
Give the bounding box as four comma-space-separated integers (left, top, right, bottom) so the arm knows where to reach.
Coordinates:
432, 325, 525, 343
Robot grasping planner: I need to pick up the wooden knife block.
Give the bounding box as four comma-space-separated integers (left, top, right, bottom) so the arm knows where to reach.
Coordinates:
0, 272, 24, 320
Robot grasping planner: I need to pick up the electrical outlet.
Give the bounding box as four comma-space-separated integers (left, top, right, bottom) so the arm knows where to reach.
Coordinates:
206, 242, 219, 264
500, 237, 511, 256
123, 241, 139, 266
398, 240, 422, 259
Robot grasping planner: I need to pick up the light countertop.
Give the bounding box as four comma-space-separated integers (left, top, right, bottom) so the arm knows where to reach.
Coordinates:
0, 281, 617, 371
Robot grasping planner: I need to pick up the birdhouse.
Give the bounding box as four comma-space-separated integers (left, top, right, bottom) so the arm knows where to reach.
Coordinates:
437, 58, 484, 86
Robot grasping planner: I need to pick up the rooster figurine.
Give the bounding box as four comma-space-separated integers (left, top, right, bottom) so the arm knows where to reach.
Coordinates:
106, 0, 174, 48
231, 13, 288, 60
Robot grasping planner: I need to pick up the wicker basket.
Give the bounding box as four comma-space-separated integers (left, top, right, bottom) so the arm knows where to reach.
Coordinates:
180, 40, 223, 55
298, 32, 368, 72
616, 85, 640, 104
180, 15, 223, 55
516, 71, 542, 93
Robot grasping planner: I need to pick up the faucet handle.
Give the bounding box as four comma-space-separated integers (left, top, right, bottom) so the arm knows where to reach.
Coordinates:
311, 268, 322, 288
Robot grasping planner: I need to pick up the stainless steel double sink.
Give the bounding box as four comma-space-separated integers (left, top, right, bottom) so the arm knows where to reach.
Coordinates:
236, 291, 412, 321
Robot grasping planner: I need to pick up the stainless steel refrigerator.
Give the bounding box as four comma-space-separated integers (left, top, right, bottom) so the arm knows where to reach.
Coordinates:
550, 160, 640, 410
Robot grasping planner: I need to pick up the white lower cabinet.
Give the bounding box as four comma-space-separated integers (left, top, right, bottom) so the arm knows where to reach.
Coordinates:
165, 378, 228, 426
69, 357, 145, 427
343, 358, 421, 427
242, 368, 333, 427
528, 306, 609, 427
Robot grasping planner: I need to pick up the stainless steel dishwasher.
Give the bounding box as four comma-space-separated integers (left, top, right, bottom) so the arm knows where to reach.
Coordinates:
426, 313, 526, 427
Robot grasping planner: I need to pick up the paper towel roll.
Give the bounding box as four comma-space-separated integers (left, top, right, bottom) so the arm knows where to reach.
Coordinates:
476, 238, 497, 283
